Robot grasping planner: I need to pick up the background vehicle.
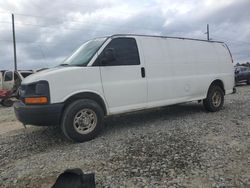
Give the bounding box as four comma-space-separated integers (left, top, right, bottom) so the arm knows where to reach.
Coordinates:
0, 70, 34, 106
235, 66, 250, 85
14, 34, 234, 142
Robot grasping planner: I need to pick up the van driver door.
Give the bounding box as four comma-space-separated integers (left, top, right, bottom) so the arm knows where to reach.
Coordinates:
97, 37, 147, 114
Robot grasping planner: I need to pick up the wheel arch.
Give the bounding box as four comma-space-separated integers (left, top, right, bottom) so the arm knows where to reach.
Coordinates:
207, 79, 225, 95
63, 91, 108, 115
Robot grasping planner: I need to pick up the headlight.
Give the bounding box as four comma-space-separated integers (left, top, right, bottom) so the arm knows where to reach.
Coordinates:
35, 81, 49, 95
20, 80, 50, 104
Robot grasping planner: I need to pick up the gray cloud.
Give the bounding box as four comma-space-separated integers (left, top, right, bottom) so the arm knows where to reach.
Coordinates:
0, 0, 249, 70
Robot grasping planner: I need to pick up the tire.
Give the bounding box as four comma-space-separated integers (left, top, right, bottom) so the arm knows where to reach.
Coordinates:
1, 99, 14, 107
235, 78, 239, 85
247, 79, 250, 85
61, 99, 104, 142
203, 85, 224, 112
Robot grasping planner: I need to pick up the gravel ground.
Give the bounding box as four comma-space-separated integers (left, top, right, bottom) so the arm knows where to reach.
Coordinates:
0, 85, 250, 187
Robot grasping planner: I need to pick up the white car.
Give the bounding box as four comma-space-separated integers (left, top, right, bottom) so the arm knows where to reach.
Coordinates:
14, 34, 235, 142
0, 70, 33, 91
0, 70, 34, 106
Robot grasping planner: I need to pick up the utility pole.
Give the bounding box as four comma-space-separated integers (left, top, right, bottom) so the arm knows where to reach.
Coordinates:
206, 24, 210, 41
12, 13, 17, 71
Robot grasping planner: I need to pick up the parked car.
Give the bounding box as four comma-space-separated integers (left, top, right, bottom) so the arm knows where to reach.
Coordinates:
14, 34, 235, 142
0, 70, 34, 106
235, 66, 250, 85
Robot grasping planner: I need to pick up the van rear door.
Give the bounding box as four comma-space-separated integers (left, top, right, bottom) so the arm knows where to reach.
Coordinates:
98, 37, 147, 114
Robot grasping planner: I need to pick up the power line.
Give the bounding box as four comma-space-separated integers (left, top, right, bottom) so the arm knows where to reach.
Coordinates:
0, 19, 158, 33
2, 18, 248, 46
212, 35, 250, 45
12, 2, 147, 19
3, 8, 160, 30
1, 32, 249, 47
0, 39, 83, 47
1, 13, 249, 64
0, 21, 122, 33
0, 11, 10, 14
1, 9, 159, 31
7, 12, 248, 45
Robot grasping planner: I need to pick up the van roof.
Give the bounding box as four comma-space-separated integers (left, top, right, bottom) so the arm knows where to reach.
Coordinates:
109, 34, 224, 44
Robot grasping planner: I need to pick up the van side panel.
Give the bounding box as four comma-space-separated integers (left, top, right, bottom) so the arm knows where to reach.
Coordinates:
180, 40, 220, 98
164, 39, 212, 100
137, 36, 234, 108
137, 37, 175, 107
190, 42, 234, 96
214, 44, 235, 94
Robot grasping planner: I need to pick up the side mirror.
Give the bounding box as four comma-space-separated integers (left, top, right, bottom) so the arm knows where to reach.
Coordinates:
101, 48, 115, 65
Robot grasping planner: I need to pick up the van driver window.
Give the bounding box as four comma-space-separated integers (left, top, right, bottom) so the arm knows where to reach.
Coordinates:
102, 38, 140, 66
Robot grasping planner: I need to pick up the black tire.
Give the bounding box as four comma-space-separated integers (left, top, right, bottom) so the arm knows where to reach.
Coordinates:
203, 85, 224, 112
1, 99, 14, 107
61, 99, 104, 142
247, 79, 250, 85
235, 78, 238, 85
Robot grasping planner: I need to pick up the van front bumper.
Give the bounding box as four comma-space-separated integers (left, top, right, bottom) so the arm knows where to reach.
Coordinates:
14, 101, 64, 126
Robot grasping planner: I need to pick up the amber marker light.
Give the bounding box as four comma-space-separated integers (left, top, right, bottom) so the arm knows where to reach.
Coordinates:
24, 97, 48, 104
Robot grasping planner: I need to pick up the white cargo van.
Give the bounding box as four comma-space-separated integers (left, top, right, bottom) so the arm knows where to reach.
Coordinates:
14, 34, 234, 142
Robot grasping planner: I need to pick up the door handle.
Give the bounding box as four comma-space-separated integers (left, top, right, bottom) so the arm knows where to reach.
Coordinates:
141, 67, 145, 78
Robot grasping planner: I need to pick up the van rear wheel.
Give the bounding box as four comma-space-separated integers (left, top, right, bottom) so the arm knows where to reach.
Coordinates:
61, 99, 104, 142
203, 85, 224, 112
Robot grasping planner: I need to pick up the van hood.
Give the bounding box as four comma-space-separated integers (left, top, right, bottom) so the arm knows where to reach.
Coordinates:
22, 66, 82, 84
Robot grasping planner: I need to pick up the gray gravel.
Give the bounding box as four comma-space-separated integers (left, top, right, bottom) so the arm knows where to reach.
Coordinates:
0, 106, 16, 123
0, 85, 250, 187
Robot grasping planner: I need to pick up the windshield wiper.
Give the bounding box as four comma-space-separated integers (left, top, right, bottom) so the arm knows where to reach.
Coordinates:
57, 64, 85, 67
59, 63, 69, 66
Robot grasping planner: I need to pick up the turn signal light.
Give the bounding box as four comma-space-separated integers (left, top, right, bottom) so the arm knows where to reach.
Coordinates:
24, 97, 48, 104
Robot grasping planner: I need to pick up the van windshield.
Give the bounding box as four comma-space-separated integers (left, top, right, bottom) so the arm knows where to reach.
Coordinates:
60, 37, 107, 66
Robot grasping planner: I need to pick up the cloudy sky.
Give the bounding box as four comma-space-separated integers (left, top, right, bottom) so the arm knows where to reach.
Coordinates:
0, 0, 249, 70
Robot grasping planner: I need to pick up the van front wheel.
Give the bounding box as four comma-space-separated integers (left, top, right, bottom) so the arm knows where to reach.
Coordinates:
61, 99, 104, 142
203, 85, 224, 112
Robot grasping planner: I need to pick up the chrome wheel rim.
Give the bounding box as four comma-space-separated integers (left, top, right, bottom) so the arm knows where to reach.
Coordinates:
212, 91, 222, 107
73, 109, 97, 134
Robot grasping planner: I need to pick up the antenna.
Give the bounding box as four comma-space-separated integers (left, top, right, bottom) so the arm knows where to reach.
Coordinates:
205, 24, 210, 41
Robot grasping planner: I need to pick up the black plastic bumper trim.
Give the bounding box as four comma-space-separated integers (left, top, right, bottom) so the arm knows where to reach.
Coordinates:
14, 101, 64, 126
